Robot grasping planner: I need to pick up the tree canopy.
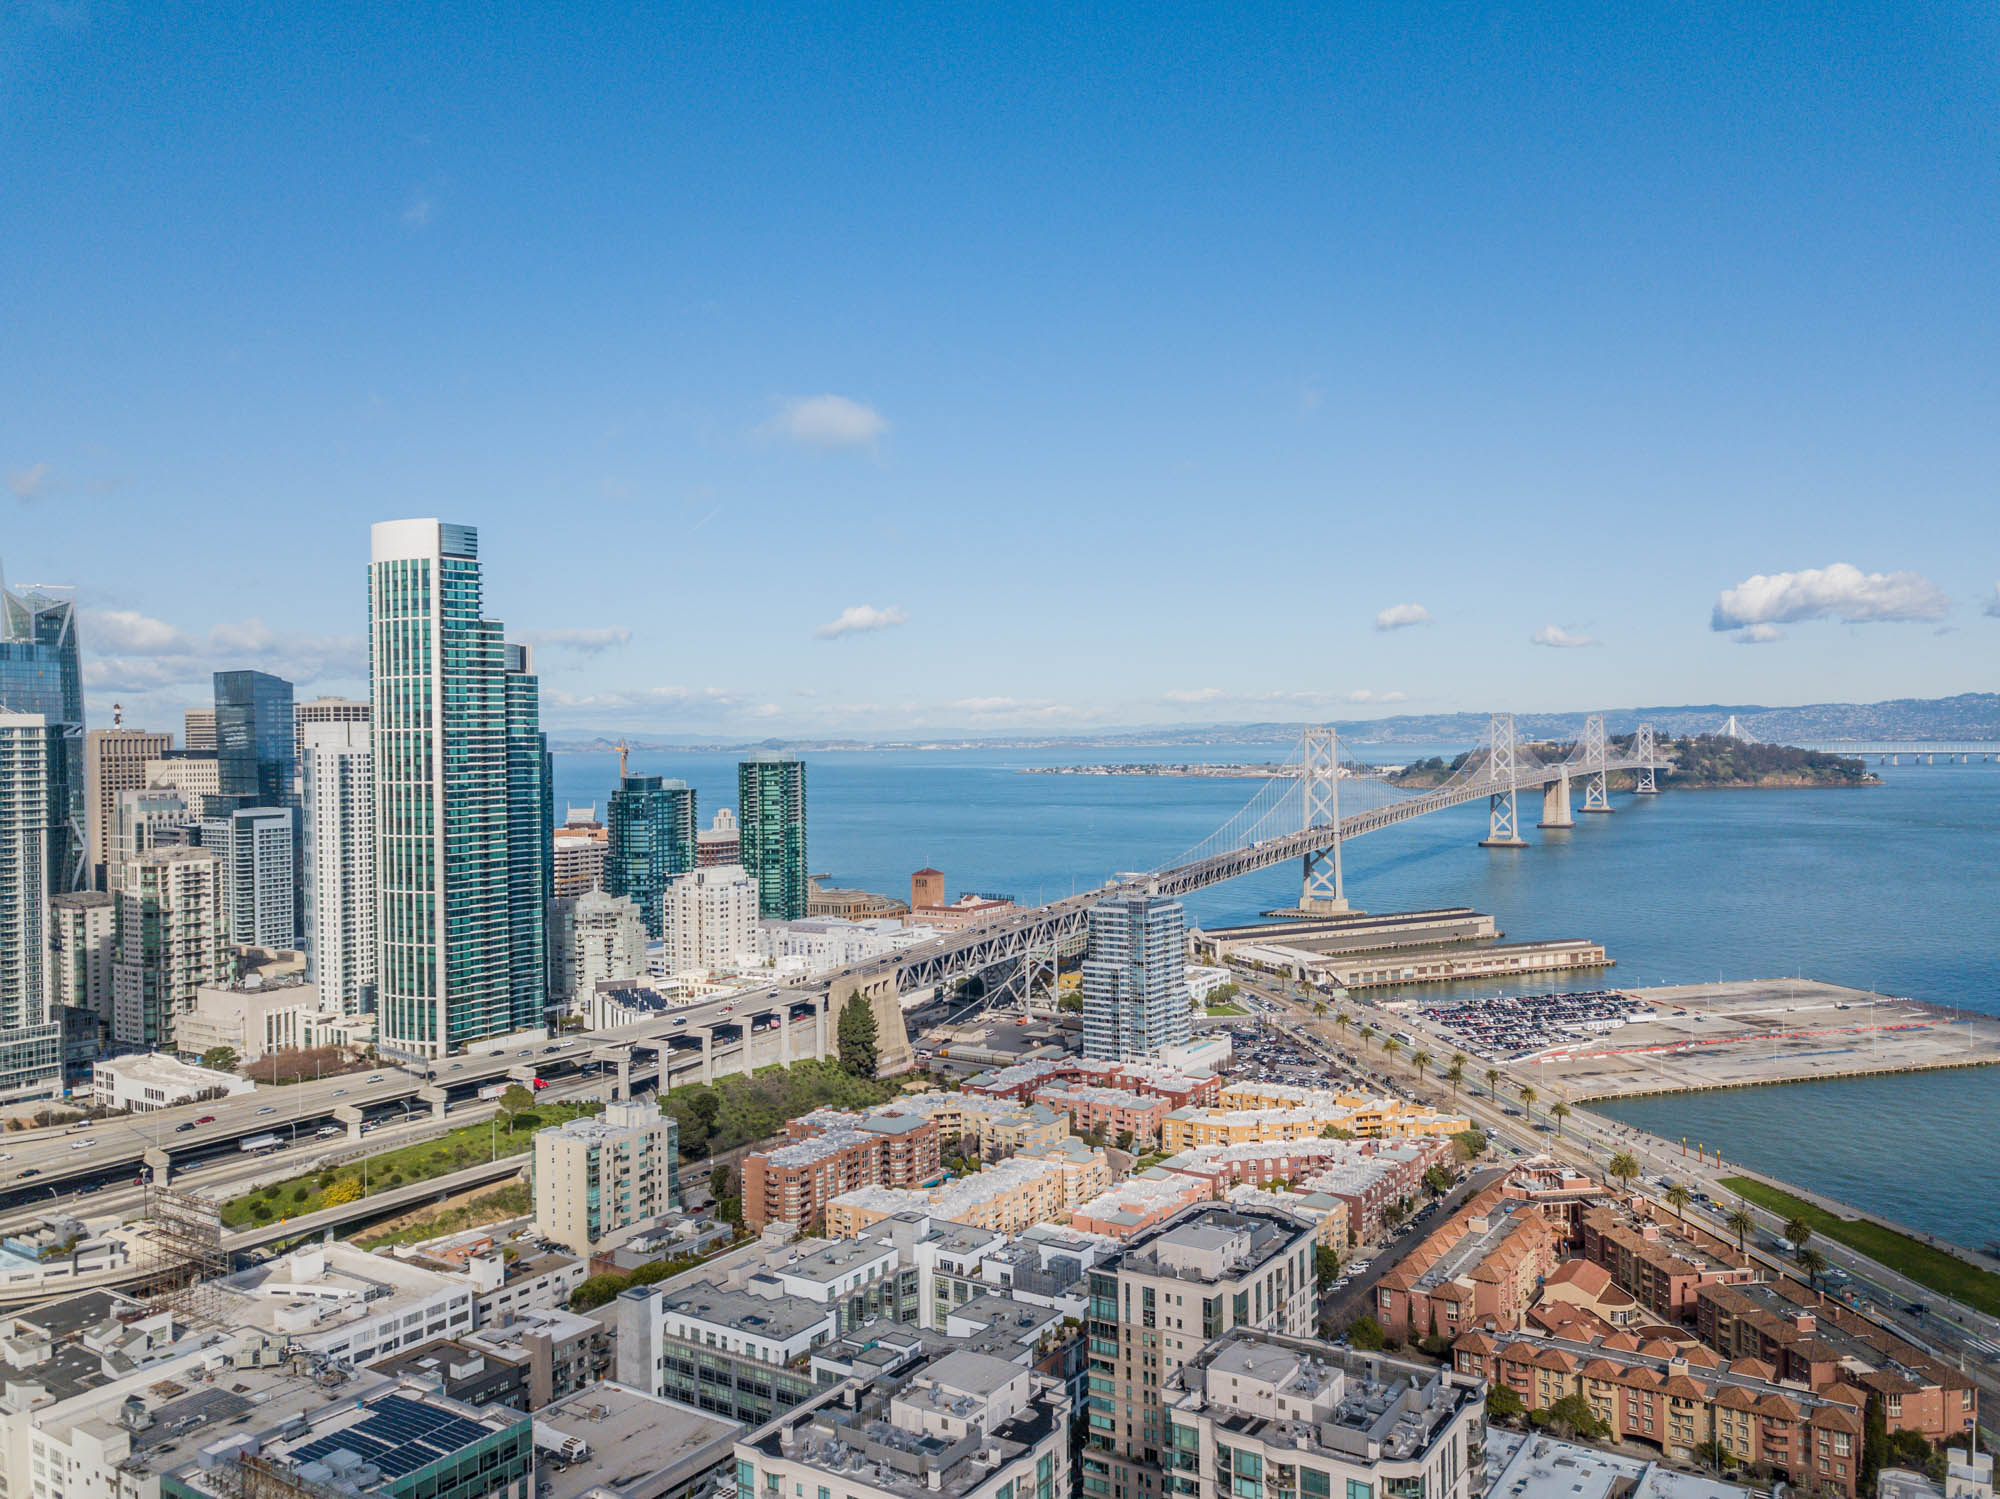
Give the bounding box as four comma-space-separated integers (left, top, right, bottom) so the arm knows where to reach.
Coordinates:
837, 993, 879, 1078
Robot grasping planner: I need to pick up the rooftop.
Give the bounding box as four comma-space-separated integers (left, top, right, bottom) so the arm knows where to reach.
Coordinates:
537, 1380, 743, 1499
1482, 1428, 1756, 1499
1110, 1204, 1313, 1284
650, 1281, 833, 1343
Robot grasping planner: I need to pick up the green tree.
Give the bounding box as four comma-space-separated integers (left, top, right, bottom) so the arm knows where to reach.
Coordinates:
1783, 1215, 1814, 1253
1411, 1049, 1433, 1084
1345, 1315, 1387, 1350
1486, 1385, 1525, 1424
1452, 1128, 1487, 1161
1607, 1152, 1641, 1192
1358, 1024, 1377, 1052
837, 993, 879, 1078
1536, 1393, 1609, 1442
1665, 1182, 1693, 1223
1381, 1035, 1402, 1063
499, 1084, 535, 1133
1484, 1066, 1501, 1096
1334, 1011, 1351, 1037
570, 1274, 630, 1311
709, 1162, 734, 1203
1797, 1246, 1827, 1290
1422, 1164, 1454, 1196
1725, 1204, 1756, 1253
1516, 1082, 1537, 1123
1444, 1057, 1465, 1100
1548, 1101, 1571, 1137
1314, 1245, 1342, 1290
199, 1046, 239, 1073
1058, 993, 1083, 1012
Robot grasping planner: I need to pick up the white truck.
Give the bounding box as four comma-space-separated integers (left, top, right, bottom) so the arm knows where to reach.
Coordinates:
239, 1133, 283, 1153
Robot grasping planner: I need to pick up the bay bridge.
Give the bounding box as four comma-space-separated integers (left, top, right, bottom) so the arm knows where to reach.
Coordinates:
873, 712, 1669, 1000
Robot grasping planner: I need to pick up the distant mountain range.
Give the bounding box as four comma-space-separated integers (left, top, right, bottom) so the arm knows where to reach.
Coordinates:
550, 692, 2000, 753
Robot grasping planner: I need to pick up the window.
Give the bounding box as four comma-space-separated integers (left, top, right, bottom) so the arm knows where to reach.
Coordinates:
1302, 1471, 1331, 1499
1347, 1483, 1373, 1499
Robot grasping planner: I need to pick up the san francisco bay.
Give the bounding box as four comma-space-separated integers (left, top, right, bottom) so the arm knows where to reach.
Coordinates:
554, 743, 2000, 1247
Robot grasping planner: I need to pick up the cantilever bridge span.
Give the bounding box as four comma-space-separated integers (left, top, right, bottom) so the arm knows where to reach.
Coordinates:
869, 712, 1670, 997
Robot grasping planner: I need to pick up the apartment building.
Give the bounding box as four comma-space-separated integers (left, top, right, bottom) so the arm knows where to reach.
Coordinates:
1165, 1331, 1485, 1499
742, 1110, 940, 1232
1032, 1083, 1172, 1148
1373, 1186, 1564, 1343
532, 1098, 680, 1254
1083, 1205, 1319, 1499
828, 1142, 1111, 1238
1578, 1205, 1754, 1321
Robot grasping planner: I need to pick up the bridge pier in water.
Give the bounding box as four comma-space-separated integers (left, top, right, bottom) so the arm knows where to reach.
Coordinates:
1538, 770, 1573, 829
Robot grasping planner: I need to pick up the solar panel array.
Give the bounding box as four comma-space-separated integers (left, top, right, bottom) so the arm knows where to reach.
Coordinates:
288, 1396, 498, 1480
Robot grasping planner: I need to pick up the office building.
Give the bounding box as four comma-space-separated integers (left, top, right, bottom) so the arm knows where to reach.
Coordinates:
176, 972, 351, 1063
141, 750, 221, 813
294, 694, 370, 771
1083, 1204, 1318, 1499
108, 785, 199, 890
182, 705, 216, 751
0, 713, 67, 1099
370, 519, 548, 1057
606, 774, 695, 936
617, 1281, 827, 1425
91, 1051, 256, 1109
532, 1097, 679, 1254
48, 889, 115, 1052
696, 805, 739, 866
84, 726, 171, 885
661, 862, 761, 972
1082, 890, 1190, 1062
301, 713, 377, 1011
111, 844, 228, 1049
549, 888, 647, 1012
735, 1349, 1070, 1499
0, 577, 85, 892
213, 668, 295, 806
1165, 1331, 1485, 1499
738, 753, 807, 920
202, 802, 298, 948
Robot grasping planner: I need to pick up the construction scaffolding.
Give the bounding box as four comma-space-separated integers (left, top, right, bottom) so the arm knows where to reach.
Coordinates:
142, 1185, 229, 1326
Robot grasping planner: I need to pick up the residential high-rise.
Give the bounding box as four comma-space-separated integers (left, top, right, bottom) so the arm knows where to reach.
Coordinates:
0, 576, 85, 892
301, 714, 376, 1013
1084, 1205, 1318, 1499
532, 1097, 679, 1254
109, 786, 199, 891
143, 751, 222, 814
292, 696, 370, 778
605, 775, 695, 937
737, 753, 807, 920
1082, 889, 1190, 1062
201, 804, 297, 949
548, 888, 646, 1014
0, 713, 68, 1099
695, 806, 739, 867
551, 817, 607, 897
370, 519, 547, 1057
213, 669, 296, 806
111, 844, 228, 1050
48, 890, 115, 1055
183, 707, 217, 753
661, 862, 761, 973
84, 726, 172, 886
505, 644, 552, 1030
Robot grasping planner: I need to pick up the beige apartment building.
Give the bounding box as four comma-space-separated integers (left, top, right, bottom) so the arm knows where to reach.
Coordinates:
532, 1098, 680, 1254
84, 727, 172, 883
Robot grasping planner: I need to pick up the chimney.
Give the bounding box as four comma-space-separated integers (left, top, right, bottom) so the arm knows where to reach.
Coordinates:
1792, 1313, 1816, 1334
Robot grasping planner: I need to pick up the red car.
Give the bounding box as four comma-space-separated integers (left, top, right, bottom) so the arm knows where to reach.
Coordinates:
530, 1077, 548, 1090
194, 1115, 216, 1124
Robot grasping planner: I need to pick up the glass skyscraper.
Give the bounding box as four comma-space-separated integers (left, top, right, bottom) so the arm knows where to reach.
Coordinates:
606, 775, 696, 937
0, 578, 85, 890
370, 520, 547, 1058
737, 753, 807, 920
1081, 889, 1190, 1061
214, 669, 296, 806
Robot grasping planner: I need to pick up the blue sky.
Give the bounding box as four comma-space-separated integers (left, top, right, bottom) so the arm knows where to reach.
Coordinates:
4, 3, 1997, 739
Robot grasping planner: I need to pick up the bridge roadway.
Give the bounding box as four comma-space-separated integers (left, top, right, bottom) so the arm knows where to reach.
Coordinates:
872, 751, 1662, 996
1791, 740, 2000, 758
0, 987, 835, 1211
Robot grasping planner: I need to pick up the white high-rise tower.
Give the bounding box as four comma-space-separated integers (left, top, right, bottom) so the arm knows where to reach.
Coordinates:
302, 713, 376, 1012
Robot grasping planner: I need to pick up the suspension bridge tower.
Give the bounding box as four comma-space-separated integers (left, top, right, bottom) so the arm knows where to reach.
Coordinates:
1299, 726, 1348, 913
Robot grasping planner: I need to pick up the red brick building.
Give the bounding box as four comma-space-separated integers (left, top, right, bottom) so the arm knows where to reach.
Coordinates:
1374, 1183, 1563, 1342
1030, 1082, 1171, 1148
742, 1109, 940, 1232
1578, 1204, 1755, 1320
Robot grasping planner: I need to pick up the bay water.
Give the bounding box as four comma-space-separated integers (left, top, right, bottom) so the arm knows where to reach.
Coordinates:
554, 744, 2000, 1246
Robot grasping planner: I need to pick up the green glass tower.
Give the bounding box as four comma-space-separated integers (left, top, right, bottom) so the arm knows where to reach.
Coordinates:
370, 520, 547, 1058
737, 752, 806, 920
606, 775, 696, 937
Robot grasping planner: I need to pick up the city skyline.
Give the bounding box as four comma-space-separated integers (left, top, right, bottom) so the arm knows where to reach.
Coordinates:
6, 7, 1998, 737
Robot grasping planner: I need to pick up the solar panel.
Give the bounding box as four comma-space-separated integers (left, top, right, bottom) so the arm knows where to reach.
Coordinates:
288, 1396, 500, 1480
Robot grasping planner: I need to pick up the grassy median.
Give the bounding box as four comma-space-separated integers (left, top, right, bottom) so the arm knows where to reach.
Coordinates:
1720, 1175, 2000, 1318
220, 1100, 599, 1229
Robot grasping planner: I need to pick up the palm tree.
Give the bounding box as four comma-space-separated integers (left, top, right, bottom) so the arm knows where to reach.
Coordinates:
1443, 1059, 1465, 1100
1797, 1247, 1827, 1292
1725, 1205, 1756, 1254
1665, 1182, 1692, 1223
1359, 1024, 1376, 1052
1334, 1011, 1351, 1037
1783, 1216, 1814, 1253
1382, 1036, 1403, 1064
1517, 1083, 1537, 1123
1313, 1001, 1327, 1016
1607, 1151, 1641, 1192
1484, 1066, 1501, 1097
1548, 1100, 1571, 1137
1412, 1050, 1433, 1084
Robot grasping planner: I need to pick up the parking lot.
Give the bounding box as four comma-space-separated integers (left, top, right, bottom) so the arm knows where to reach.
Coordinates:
1399, 987, 1649, 1061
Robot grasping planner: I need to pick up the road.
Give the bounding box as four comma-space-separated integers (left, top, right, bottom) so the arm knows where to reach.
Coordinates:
1241, 975, 2000, 1399
1320, 1167, 1504, 1331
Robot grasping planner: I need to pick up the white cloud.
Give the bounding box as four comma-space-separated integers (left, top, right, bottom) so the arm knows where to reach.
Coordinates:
1734, 623, 1786, 645
7, 463, 51, 500
815, 604, 907, 640
1710, 563, 1950, 635
1163, 687, 1226, 704
1345, 689, 1408, 704
1162, 687, 1403, 710
765, 394, 888, 449
749, 703, 781, 718
1373, 603, 1431, 632
545, 685, 748, 713
519, 626, 633, 655
1531, 625, 1599, 649
1984, 584, 2000, 620
82, 608, 195, 655
402, 193, 434, 227
949, 697, 1081, 720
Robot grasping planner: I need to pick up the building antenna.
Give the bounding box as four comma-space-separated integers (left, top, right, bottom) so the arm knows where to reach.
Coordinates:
112, 702, 123, 728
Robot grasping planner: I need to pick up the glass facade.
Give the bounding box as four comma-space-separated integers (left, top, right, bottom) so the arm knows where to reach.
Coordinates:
214, 669, 296, 805
370, 521, 547, 1057
605, 775, 695, 936
737, 753, 807, 920
1081, 891, 1189, 1061
0, 581, 85, 893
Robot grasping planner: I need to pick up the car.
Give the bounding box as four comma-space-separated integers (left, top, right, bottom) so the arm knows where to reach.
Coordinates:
69, 1140, 90, 1150
367, 1075, 385, 1083
449, 1062, 463, 1071
175, 1122, 196, 1133
518, 1050, 533, 1058
673, 1017, 687, 1027
195, 1115, 216, 1124
333, 1088, 348, 1097
18, 1168, 40, 1179
1331, 1277, 1351, 1289
316, 1125, 340, 1138
543, 1045, 559, 1054
257, 1105, 277, 1115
